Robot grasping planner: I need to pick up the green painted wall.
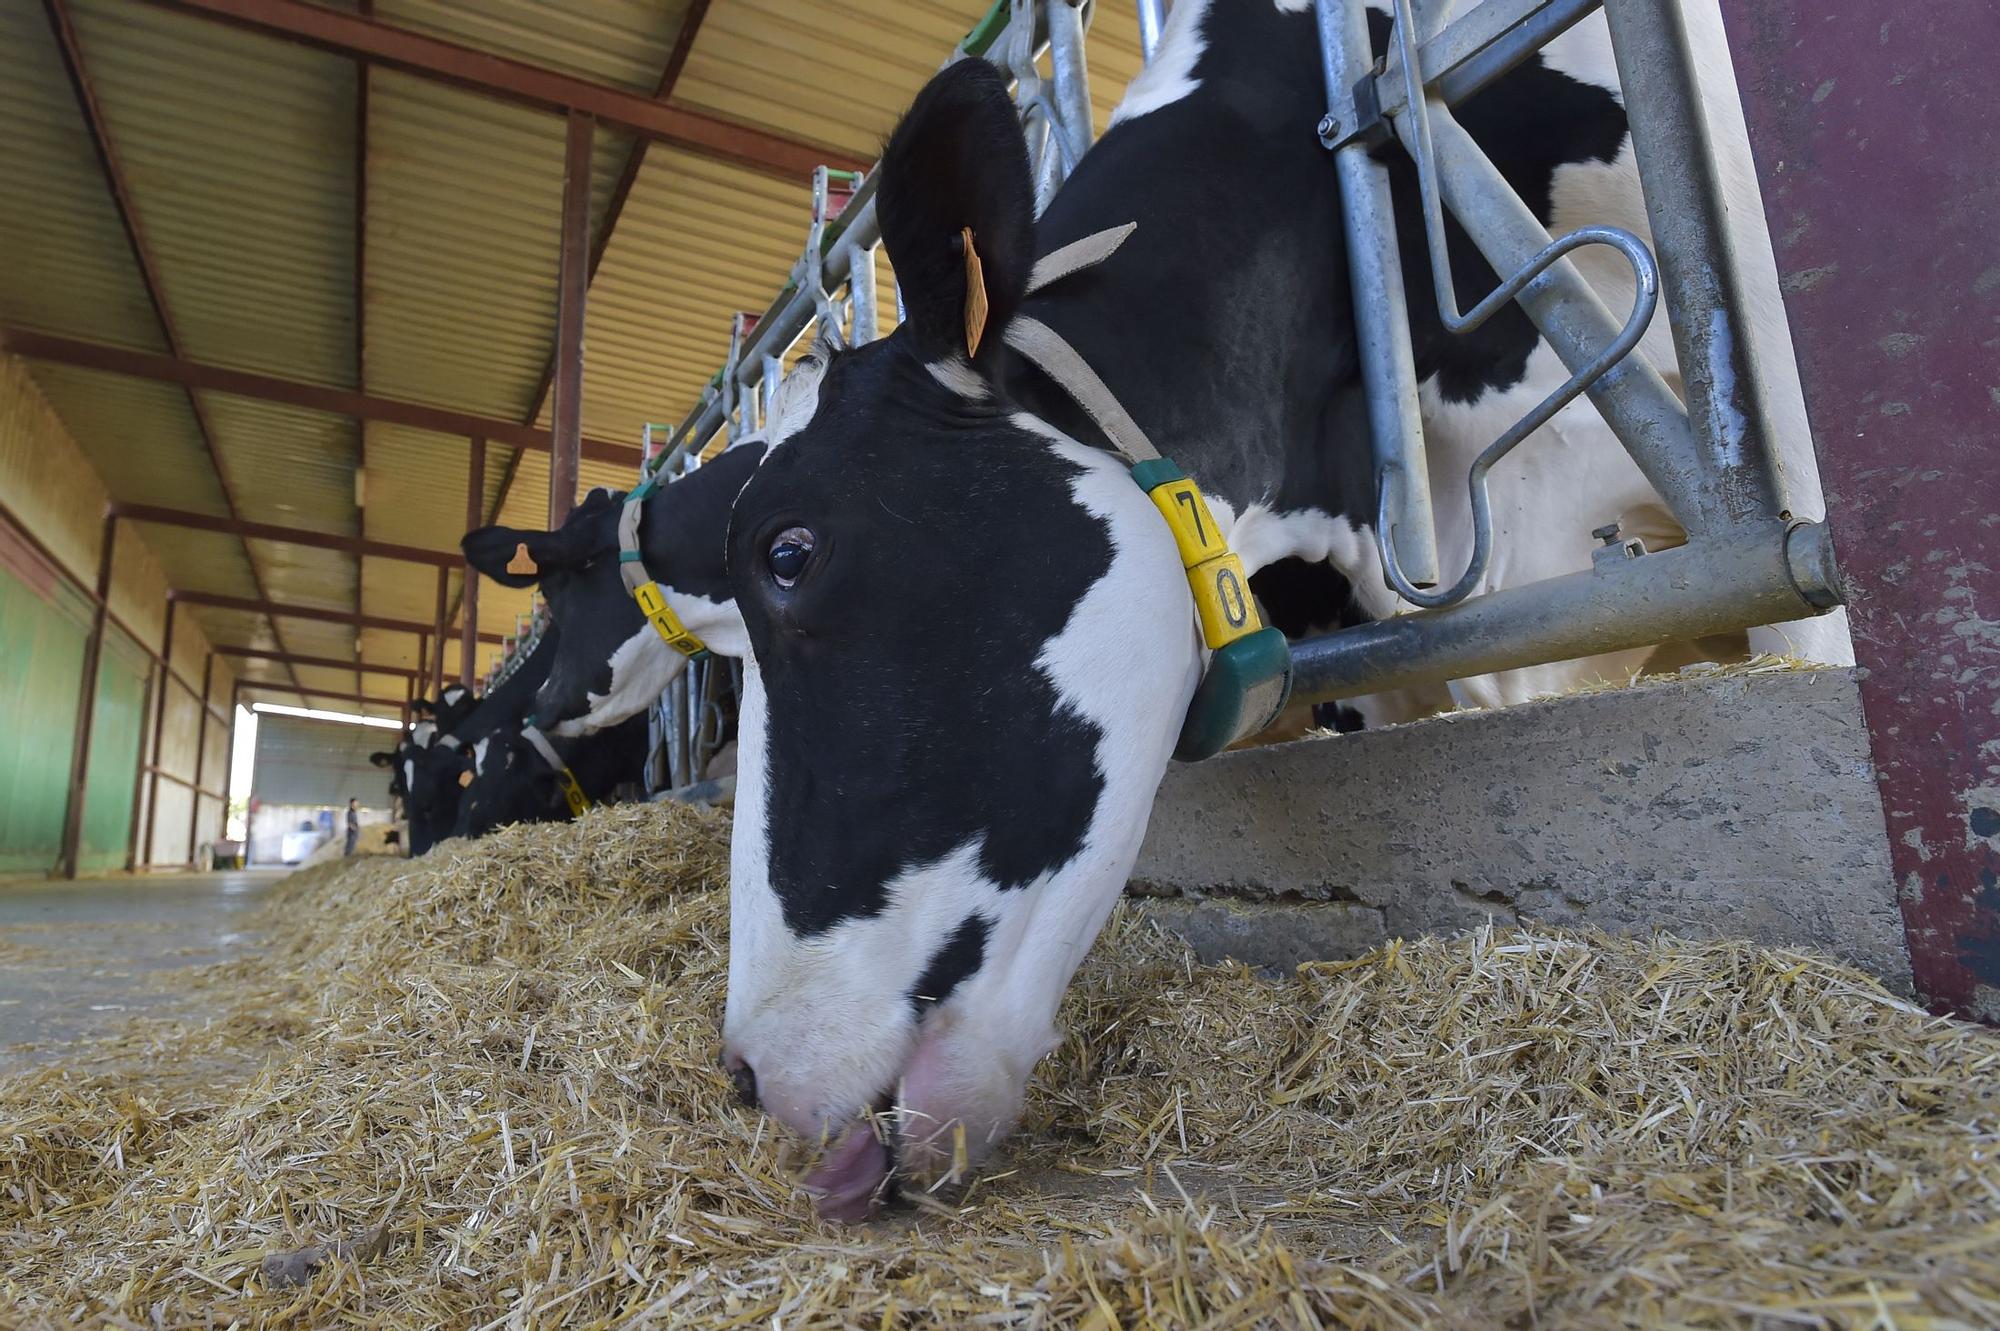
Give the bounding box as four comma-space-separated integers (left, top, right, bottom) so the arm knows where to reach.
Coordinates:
0, 564, 84, 874
0, 565, 148, 876
75, 631, 147, 874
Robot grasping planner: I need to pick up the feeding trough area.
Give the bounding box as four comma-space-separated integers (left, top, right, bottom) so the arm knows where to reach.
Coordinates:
1, 0, 1995, 1325
5, 803, 1998, 1326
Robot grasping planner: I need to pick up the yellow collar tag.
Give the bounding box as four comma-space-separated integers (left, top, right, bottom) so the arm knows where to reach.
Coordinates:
633, 580, 710, 658
1141, 474, 1265, 651
555, 768, 592, 817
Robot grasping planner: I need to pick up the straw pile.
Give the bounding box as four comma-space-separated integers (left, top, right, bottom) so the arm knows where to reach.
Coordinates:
3, 801, 1997, 1329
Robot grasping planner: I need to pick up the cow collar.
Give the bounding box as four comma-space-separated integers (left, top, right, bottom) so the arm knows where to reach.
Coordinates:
519, 721, 594, 817
1005, 224, 1293, 761
616, 474, 711, 660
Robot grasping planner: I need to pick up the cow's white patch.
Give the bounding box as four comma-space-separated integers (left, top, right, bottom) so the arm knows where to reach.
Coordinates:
440, 684, 467, 707
1108, 0, 1208, 126
925, 355, 988, 400
402, 758, 415, 795
558, 592, 750, 738
473, 736, 491, 777
411, 720, 436, 748
766, 354, 828, 449
725, 414, 1197, 1158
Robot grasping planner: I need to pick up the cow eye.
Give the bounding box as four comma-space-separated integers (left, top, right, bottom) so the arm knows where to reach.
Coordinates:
767, 526, 815, 588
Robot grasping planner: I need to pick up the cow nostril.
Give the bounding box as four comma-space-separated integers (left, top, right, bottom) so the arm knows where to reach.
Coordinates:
730, 1061, 759, 1110
721, 1050, 760, 1110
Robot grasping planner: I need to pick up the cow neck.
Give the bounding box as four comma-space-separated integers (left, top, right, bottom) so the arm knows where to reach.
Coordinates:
1003, 224, 1294, 762
616, 476, 711, 660
518, 722, 593, 817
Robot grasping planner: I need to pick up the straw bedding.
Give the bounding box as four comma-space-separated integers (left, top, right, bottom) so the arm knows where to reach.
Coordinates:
3, 801, 1996, 1328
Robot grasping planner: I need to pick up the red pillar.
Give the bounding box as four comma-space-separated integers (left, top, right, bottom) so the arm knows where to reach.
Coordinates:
140, 595, 177, 868
549, 110, 593, 529
185, 651, 213, 867
1721, 1, 2000, 1016
462, 436, 485, 688
430, 566, 448, 698
58, 512, 117, 879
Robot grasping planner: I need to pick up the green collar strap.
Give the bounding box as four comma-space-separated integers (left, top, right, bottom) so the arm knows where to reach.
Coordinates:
1003, 231, 1293, 761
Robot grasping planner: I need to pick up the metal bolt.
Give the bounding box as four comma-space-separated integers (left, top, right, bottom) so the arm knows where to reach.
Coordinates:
1592, 522, 1622, 544
1317, 114, 1341, 146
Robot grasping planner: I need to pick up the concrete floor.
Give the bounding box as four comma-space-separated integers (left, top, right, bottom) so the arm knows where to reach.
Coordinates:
0, 869, 285, 1068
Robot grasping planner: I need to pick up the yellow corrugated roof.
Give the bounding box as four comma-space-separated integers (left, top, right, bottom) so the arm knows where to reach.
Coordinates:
0, 0, 1149, 716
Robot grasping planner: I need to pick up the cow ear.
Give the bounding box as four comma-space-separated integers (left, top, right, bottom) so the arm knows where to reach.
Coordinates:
877, 58, 1034, 367
462, 497, 621, 589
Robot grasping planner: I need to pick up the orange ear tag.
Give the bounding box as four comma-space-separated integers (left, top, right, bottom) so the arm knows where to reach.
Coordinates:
456, 769, 474, 788
961, 226, 989, 357
506, 542, 538, 576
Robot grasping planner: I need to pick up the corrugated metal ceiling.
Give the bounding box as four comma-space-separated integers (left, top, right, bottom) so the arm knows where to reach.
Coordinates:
0, 0, 1146, 719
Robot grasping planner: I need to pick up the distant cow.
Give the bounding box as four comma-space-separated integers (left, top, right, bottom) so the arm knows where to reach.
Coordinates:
460, 442, 770, 737
400, 630, 559, 856
456, 711, 650, 838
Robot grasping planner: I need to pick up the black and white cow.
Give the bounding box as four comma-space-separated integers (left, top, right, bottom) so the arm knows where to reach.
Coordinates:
402, 630, 560, 855
461, 443, 770, 737
716, 1, 1845, 1220
455, 710, 651, 838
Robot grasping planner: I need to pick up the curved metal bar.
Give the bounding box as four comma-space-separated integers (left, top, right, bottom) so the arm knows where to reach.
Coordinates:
1374, 0, 1661, 609
1379, 224, 1659, 607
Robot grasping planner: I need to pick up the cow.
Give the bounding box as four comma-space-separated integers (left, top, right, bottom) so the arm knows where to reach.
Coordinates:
455, 711, 651, 838
714, 0, 1847, 1221
402, 629, 560, 855
460, 442, 771, 738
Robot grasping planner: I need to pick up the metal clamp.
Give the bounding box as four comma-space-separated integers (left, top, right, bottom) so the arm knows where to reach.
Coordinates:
1374, 0, 1661, 609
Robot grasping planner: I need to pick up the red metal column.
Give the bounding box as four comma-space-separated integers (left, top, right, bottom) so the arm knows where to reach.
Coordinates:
462, 436, 485, 688
123, 653, 156, 871
549, 110, 593, 529
185, 651, 214, 866
140, 595, 177, 867
220, 680, 239, 849
57, 513, 117, 879
1721, 1, 2000, 1017
430, 566, 449, 697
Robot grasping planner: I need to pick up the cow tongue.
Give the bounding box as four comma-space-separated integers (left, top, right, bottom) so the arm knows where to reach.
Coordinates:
804, 1123, 890, 1223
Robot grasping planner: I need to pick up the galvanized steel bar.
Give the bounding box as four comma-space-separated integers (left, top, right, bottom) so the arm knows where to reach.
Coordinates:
1414, 104, 1708, 532
849, 244, 880, 344
1291, 520, 1839, 701
1373, 0, 1602, 120
1136, 0, 1165, 60
1602, 0, 1788, 525
1044, 0, 1095, 176
1314, 0, 1441, 588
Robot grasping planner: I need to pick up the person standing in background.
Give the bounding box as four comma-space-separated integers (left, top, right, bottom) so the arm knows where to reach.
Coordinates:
344, 798, 360, 857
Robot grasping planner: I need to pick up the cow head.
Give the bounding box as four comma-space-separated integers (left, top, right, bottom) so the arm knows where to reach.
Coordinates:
462, 446, 767, 737
718, 60, 1202, 1220
456, 731, 558, 838
403, 734, 474, 856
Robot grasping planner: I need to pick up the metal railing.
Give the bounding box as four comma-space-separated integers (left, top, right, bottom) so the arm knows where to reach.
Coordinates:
1291, 0, 1841, 702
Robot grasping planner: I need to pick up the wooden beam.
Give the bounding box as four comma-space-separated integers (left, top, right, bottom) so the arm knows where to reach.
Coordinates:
4, 330, 642, 465
490, 0, 711, 534
462, 437, 485, 687
142, 595, 177, 866
243, 682, 404, 710
430, 566, 448, 696
59, 514, 118, 879
550, 111, 592, 529
116, 501, 464, 568
186, 652, 214, 864
145, 0, 864, 182
220, 646, 419, 680
172, 588, 506, 643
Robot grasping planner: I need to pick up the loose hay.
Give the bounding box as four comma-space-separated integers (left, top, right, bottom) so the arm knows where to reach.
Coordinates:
2, 802, 1996, 1328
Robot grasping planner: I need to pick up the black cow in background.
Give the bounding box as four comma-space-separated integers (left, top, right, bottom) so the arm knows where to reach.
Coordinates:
400, 630, 560, 856
456, 710, 651, 838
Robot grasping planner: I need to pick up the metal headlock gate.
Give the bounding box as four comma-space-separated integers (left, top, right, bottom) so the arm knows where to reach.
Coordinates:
629, 0, 1841, 784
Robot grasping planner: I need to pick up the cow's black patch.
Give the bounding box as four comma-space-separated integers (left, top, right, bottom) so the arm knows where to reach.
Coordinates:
404, 627, 560, 854
909, 913, 992, 1017
461, 442, 766, 729
730, 346, 1111, 938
